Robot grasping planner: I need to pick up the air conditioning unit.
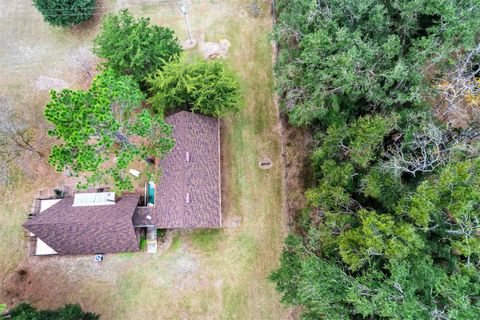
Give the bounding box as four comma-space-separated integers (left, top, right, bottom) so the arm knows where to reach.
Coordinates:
94, 254, 104, 262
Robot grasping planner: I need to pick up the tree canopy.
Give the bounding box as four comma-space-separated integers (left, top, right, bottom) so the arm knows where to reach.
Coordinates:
7, 302, 99, 320
147, 56, 243, 117
93, 9, 182, 83
270, 0, 480, 318
272, 159, 480, 319
274, 0, 480, 126
33, 0, 96, 27
45, 69, 175, 192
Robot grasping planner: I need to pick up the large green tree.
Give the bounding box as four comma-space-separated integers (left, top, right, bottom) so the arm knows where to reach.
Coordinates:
147, 56, 243, 117
93, 9, 182, 83
271, 1, 480, 317
274, 0, 480, 125
271, 160, 480, 319
45, 69, 175, 192
401, 159, 480, 267
33, 0, 96, 27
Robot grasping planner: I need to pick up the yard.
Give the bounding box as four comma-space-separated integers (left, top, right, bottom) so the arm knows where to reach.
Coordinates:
0, 0, 291, 319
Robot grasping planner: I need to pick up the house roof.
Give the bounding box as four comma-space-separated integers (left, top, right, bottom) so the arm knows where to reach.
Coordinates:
155, 111, 221, 228
23, 194, 140, 255
133, 207, 156, 227
22, 111, 222, 256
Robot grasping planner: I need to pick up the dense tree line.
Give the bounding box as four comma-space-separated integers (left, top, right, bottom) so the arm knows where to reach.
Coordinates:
270, 0, 480, 319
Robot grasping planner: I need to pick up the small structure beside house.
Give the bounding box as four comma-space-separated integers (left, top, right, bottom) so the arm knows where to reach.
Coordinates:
23, 111, 222, 256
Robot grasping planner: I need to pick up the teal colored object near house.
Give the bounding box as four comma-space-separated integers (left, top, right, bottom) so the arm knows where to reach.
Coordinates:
147, 182, 155, 205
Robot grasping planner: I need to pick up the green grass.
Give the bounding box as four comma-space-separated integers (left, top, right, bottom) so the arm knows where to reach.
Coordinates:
117, 252, 135, 260
139, 236, 147, 251
188, 230, 221, 252
170, 233, 182, 251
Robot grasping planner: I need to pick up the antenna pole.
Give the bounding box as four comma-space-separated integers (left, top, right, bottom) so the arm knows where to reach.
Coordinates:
180, 1, 193, 45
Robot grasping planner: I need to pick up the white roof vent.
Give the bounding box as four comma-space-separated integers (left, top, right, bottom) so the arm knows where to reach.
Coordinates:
185, 192, 190, 204
186, 151, 190, 162
73, 192, 115, 207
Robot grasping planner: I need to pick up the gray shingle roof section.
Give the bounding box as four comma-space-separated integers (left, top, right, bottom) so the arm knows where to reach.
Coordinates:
155, 111, 221, 228
23, 194, 140, 255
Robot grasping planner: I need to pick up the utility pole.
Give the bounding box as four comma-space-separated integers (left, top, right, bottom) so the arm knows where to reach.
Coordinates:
180, 1, 193, 45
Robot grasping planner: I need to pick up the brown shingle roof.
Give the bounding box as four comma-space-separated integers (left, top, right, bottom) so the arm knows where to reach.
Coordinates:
23, 194, 140, 255
155, 111, 221, 228
22, 111, 222, 256
133, 207, 156, 227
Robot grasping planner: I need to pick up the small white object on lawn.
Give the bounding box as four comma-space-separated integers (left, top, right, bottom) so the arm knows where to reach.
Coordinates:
129, 169, 140, 177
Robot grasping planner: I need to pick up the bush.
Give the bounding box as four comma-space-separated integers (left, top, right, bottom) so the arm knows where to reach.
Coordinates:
148, 56, 243, 117
33, 0, 96, 27
9, 302, 99, 319
156, 229, 167, 239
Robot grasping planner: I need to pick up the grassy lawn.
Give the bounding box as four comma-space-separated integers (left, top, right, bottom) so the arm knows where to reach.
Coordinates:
0, 0, 289, 318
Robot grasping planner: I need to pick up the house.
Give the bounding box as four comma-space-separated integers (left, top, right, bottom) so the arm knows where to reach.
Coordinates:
23, 111, 222, 256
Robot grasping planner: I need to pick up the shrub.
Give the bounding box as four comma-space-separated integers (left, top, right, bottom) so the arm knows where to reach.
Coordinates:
9, 302, 99, 319
33, 0, 96, 27
148, 56, 243, 117
139, 235, 147, 250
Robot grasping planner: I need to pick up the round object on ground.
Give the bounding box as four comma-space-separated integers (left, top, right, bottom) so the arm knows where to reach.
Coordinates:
259, 157, 273, 170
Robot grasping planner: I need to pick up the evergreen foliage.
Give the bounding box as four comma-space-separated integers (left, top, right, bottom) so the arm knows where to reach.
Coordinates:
147, 56, 243, 117
33, 0, 96, 27
8, 302, 99, 320
271, 0, 480, 318
93, 10, 182, 83
45, 69, 175, 192
274, 0, 480, 126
